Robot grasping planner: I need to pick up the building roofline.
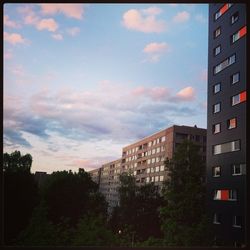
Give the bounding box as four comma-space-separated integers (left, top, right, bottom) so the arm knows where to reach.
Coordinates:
122, 124, 207, 150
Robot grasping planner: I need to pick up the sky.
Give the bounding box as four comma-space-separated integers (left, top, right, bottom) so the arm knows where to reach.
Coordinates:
3, 3, 208, 174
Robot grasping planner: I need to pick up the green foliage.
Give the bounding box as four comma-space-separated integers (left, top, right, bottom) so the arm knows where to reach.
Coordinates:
3, 151, 39, 245
109, 173, 163, 243
72, 214, 118, 246
16, 203, 59, 246
160, 140, 212, 246
41, 169, 108, 226
3, 151, 33, 172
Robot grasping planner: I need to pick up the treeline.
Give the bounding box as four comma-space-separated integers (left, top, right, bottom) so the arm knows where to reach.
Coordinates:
3, 140, 213, 246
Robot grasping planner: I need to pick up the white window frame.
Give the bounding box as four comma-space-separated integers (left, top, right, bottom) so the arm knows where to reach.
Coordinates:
212, 166, 221, 177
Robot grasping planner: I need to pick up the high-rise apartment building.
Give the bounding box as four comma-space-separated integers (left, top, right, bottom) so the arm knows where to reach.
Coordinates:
120, 125, 206, 191
89, 125, 206, 212
207, 3, 246, 247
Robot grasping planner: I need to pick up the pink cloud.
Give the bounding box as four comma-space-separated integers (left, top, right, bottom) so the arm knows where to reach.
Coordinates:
176, 86, 195, 101
122, 8, 167, 33
36, 18, 58, 32
4, 32, 26, 45
149, 87, 170, 101
173, 11, 190, 23
142, 6, 162, 15
132, 86, 169, 101
40, 4, 84, 19
51, 33, 63, 40
143, 42, 170, 62
4, 15, 20, 28
143, 42, 170, 53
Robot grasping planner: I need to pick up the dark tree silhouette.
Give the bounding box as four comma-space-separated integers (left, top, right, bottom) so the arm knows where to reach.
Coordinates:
160, 140, 212, 246
3, 151, 39, 245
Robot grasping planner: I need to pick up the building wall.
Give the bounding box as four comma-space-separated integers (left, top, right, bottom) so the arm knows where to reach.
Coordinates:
89, 125, 206, 212
99, 159, 122, 211
207, 3, 246, 246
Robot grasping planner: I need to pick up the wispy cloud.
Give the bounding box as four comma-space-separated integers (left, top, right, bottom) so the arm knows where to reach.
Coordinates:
39, 4, 84, 19
122, 7, 167, 33
143, 42, 171, 62
173, 11, 190, 23
4, 50, 13, 60
51, 33, 63, 40
66, 27, 80, 36
4, 15, 21, 28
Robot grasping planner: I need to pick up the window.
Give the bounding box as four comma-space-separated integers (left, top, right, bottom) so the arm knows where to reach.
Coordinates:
214, 54, 236, 74
213, 213, 221, 224
152, 158, 155, 163
233, 216, 242, 227
159, 175, 164, 182
213, 103, 221, 113
214, 189, 237, 201
162, 136, 166, 142
214, 3, 233, 20
214, 45, 221, 56
232, 91, 246, 106
160, 165, 165, 171
213, 123, 221, 134
155, 176, 159, 182
212, 166, 221, 177
214, 27, 221, 38
232, 26, 247, 43
213, 140, 240, 155
213, 83, 221, 94
229, 190, 237, 200
155, 166, 159, 172
231, 12, 239, 24
227, 118, 237, 129
146, 177, 150, 183
231, 72, 240, 85
146, 168, 150, 173
232, 163, 245, 176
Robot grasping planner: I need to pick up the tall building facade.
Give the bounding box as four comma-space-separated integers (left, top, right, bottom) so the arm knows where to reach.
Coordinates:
207, 3, 246, 246
89, 125, 206, 212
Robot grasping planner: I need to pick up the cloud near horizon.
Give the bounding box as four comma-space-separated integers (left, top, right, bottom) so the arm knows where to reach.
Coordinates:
122, 7, 167, 33
4, 83, 198, 152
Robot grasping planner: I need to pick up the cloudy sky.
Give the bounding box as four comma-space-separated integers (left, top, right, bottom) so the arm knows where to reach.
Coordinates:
4, 3, 208, 173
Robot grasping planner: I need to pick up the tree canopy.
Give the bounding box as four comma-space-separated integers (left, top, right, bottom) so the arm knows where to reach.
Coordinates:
160, 140, 212, 246
3, 151, 39, 244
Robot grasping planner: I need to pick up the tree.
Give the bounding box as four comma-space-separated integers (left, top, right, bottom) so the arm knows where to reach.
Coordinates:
40, 169, 108, 226
72, 214, 118, 246
3, 151, 39, 245
160, 140, 212, 246
109, 173, 163, 244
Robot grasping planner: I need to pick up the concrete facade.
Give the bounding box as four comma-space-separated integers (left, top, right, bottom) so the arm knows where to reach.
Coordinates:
207, 3, 246, 247
89, 125, 206, 212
